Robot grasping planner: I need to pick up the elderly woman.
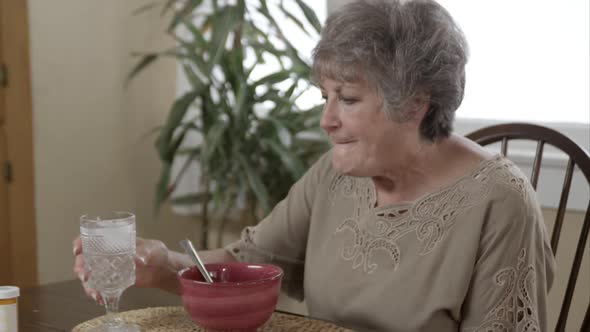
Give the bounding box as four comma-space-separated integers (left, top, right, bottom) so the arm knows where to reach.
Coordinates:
74, 0, 555, 331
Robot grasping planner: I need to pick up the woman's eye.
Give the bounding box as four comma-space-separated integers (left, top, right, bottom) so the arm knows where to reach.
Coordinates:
339, 96, 358, 105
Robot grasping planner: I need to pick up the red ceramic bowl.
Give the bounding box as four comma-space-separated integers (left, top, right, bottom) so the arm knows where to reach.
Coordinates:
178, 262, 283, 331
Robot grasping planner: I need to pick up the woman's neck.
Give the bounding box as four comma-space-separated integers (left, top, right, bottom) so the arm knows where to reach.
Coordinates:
371, 134, 486, 206
371, 148, 439, 205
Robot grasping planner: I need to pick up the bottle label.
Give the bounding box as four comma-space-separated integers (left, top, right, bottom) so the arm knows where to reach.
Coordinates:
0, 302, 17, 332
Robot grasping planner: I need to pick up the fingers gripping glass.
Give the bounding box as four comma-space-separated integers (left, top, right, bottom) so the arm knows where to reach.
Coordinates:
80, 212, 140, 332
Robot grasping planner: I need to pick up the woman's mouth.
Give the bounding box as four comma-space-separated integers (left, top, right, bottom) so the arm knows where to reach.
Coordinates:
332, 137, 355, 145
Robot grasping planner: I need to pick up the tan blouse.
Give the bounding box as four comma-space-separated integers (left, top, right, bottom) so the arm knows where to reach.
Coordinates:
226, 151, 556, 332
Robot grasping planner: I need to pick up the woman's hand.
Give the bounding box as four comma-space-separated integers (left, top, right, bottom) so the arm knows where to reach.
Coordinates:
72, 236, 180, 303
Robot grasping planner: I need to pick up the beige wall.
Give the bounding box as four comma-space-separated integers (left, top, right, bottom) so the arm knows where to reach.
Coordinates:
28, 0, 201, 285
544, 209, 589, 331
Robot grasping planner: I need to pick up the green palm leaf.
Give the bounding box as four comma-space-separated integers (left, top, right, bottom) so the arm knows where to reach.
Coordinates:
294, 0, 322, 33
155, 162, 172, 213
158, 91, 200, 162
253, 71, 291, 86
127, 54, 158, 83
262, 138, 306, 179
130, 0, 329, 229
171, 193, 209, 205
236, 152, 271, 214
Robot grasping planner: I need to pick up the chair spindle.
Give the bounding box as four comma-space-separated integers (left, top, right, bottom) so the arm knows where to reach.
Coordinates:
551, 159, 575, 254
530, 140, 545, 189
555, 202, 590, 332
500, 137, 508, 156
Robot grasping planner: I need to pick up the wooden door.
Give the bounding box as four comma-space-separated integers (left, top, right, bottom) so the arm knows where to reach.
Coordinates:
0, 0, 37, 287
0, 0, 10, 284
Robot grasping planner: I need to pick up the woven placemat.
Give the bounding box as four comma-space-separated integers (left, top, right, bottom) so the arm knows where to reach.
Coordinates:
72, 306, 352, 332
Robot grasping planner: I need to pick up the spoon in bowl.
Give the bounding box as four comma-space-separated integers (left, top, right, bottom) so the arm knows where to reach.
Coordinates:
179, 239, 214, 283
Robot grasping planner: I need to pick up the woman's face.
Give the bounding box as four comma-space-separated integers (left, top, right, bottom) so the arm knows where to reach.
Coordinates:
319, 78, 420, 177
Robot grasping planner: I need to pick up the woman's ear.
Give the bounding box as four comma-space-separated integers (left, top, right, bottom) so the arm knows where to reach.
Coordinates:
409, 94, 431, 124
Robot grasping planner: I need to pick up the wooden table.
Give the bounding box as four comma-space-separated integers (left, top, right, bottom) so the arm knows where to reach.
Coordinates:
19, 280, 348, 332
19, 279, 183, 332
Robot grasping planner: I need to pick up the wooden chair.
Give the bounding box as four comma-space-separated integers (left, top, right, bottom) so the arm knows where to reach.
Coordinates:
466, 122, 590, 332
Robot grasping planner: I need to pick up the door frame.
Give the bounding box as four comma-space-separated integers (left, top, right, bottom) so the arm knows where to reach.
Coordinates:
0, 0, 38, 287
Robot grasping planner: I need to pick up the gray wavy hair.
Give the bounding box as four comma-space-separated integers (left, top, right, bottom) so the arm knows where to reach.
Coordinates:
312, 0, 469, 141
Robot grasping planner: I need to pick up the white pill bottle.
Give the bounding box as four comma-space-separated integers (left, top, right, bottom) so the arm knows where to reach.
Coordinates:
0, 286, 19, 332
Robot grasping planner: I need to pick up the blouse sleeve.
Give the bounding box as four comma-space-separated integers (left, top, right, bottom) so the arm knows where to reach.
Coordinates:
460, 188, 556, 332
224, 152, 332, 301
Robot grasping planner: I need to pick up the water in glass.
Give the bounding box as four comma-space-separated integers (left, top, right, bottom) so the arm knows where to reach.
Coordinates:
80, 212, 139, 332
81, 220, 136, 294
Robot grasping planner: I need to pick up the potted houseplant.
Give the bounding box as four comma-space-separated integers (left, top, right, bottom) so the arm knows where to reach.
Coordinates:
129, 0, 330, 248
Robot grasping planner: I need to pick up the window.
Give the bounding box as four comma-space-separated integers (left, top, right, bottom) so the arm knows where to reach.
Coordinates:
438, 0, 589, 125
436, 0, 589, 210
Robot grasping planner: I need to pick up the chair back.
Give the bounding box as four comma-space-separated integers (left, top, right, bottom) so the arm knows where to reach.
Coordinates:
466, 122, 590, 332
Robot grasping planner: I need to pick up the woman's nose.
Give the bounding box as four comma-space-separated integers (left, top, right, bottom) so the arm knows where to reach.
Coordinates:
320, 98, 340, 132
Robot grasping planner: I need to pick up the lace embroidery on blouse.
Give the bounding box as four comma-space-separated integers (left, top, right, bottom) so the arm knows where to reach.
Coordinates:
464, 249, 540, 332
473, 157, 529, 201
331, 156, 528, 274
